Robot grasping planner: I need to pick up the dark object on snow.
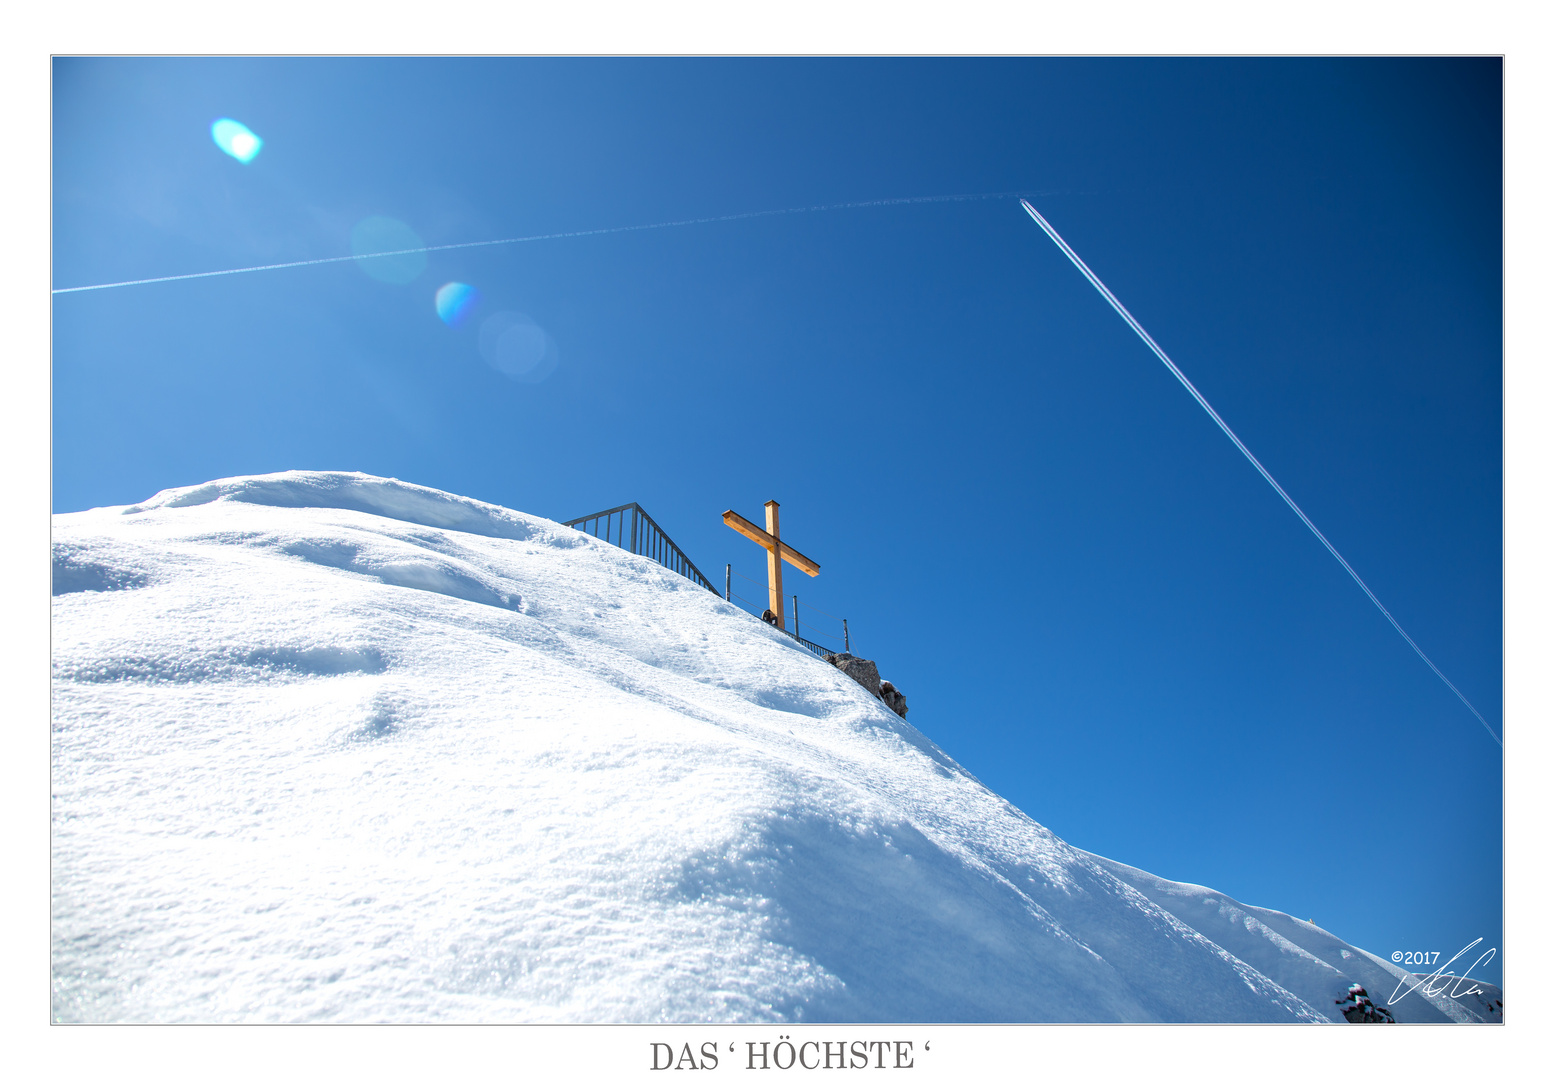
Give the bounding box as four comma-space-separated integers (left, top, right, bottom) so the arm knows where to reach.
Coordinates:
880, 680, 908, 720
1335, 983, 1395, 1023
826, 652, 882, 698
761, 609, 780, 626
824, 653, 909, 719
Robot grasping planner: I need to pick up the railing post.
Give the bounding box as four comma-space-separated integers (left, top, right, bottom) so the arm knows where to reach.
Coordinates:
792, 595, 799, 640
725, 564, 731, 601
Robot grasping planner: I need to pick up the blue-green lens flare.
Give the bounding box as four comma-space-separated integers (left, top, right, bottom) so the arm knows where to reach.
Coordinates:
435, 282, 481, 326
350, 217, 427, 285
211, 118, 263, 163
478, 311, 560, 383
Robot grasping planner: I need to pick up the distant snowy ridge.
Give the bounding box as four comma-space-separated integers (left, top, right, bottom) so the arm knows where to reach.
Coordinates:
1085, 854, 1500, 1024
50, 471, 1497, 1023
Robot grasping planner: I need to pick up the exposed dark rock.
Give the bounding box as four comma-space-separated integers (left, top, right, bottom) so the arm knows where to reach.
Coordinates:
824, 653, 908, 719
1335, 984, 1395, 1023
880, 680, 909, 720
825, 652, 881, 698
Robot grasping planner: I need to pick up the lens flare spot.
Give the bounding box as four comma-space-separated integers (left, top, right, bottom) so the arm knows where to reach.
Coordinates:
435, 282, 481, 326
350, 217, 427, 285
211, 118, 263, 163
478, 311, 560, 383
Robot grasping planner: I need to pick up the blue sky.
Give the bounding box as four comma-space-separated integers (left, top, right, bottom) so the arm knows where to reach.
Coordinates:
52, 58, 1503, 985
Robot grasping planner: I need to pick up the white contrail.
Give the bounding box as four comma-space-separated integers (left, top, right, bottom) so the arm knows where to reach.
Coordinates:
51, 192, 1033, 295
1020, 198, 1501, 748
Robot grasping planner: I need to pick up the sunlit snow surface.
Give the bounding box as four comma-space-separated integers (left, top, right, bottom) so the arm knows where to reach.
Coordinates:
50, 472, 1497, 1023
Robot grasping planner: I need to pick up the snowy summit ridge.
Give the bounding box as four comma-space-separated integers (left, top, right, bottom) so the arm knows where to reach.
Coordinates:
51, 471, 1493, 1023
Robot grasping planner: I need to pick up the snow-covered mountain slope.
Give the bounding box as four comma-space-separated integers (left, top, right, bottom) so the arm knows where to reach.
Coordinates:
50, 471, 1494, 1023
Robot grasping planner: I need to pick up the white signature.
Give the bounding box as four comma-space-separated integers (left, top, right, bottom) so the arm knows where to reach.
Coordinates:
1387, 938, 1497, 1007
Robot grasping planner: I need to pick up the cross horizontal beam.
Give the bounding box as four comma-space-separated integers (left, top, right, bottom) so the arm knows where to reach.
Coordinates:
721, 510, 821, 576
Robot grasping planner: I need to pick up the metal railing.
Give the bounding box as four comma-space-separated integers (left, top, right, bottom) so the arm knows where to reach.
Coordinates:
721, 566, 850, 662
562, 503, 719, 595
718, 572, 842, 660
784, 630, 835, 660
564, 503, 847, 664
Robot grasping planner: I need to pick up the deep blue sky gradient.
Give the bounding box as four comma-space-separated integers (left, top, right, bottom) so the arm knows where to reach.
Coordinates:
52, 58, 1503, 985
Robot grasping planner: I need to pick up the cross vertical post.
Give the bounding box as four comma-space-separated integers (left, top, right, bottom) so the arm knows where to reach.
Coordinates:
766, 500, 784, 629
722, 499, 822, 635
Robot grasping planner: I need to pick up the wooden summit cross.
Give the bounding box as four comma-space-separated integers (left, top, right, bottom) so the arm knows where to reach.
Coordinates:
722, 500, 820, 631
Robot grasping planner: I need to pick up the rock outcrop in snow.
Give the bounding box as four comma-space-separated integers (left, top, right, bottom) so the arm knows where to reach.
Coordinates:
50, 471, 1499, 1023
822, 654, 908, 719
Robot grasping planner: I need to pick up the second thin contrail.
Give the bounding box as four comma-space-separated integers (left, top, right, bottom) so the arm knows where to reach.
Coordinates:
51, 192, 1034, 295
1020, 199, 1500, 748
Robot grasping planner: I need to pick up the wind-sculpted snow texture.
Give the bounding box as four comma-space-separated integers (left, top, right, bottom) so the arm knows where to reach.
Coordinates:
50, 472, 1483, 1023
